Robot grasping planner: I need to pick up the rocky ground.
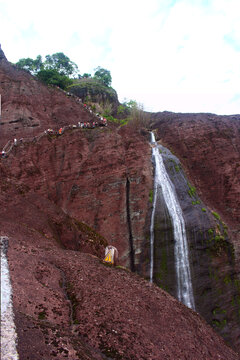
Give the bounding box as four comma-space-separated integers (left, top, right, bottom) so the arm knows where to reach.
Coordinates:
2, 227, 238, 360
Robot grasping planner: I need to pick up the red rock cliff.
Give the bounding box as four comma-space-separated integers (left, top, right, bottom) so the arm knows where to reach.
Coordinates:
1, 48, 240, 358
151, 111, 240, 257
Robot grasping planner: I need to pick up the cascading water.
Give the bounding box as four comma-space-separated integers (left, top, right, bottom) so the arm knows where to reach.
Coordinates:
150, 132, 195, 310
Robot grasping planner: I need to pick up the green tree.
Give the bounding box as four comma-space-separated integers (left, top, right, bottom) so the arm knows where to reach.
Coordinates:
44, 52, 79, 77
15, 55, 43, 75
127, 101, 149, 128
15, 52, 79, 89
82, 73, 92, 78
94, 66, 112, 87
123, 99, 138, 109
37, 69, 73, 89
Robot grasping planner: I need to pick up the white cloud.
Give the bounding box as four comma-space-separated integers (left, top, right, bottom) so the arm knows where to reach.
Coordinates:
0, 0, 239, 114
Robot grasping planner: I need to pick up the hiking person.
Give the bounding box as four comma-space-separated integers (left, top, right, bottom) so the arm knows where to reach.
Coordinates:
103, 246, 118, 266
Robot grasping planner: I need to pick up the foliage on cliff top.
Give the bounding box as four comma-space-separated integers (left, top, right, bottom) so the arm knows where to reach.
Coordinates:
68, 78, 118, 101
15, 52, 113, 93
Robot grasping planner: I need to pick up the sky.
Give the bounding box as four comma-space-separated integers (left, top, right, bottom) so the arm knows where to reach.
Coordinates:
0, 0, 240, 115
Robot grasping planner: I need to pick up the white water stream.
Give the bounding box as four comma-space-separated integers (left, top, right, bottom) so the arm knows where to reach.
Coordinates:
150, 133, 195, 310
1, 237, 19, 360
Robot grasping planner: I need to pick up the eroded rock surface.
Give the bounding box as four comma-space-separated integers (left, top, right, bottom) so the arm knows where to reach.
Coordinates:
3, 230, 239, 360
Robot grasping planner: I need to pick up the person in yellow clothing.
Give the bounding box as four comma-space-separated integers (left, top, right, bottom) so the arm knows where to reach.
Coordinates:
103, 245, 118, 266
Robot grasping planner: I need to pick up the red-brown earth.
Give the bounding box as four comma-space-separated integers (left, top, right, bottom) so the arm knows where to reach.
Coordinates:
1, 45, 240, 358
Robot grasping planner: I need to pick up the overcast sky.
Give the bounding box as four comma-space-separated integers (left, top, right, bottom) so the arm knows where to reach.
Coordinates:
1, 0, 240, 115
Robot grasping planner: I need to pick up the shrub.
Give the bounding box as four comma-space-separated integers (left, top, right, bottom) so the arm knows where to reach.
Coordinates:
212, 211, 221, 220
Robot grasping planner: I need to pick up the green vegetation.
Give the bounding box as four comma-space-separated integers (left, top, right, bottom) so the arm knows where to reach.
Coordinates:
15, 52, 150, 128
212, 318, 227, 330
212, 307, 226, 316
212, 211, 221, 220
187, 182, 197, 198
168, 159, 181, 173
115, 265, 130, 272
174, 164, 180, 172
68, 78, 118, 110
37, 68, 72, 89
208, 228, 214, 235
15, 52, 79, 89
93, 66, 112, 87
201, 208, 206, 212
117, 104, 126, 115
223, 275, 232, 285
15, 52, 113, 93
149, 189, 153, 203
192, 200, 200, 205
114, 99, 150, 128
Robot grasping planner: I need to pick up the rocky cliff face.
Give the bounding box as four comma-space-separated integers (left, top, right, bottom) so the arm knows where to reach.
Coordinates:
150, 112, 240, 234
149, 113, 240, 352
68, 78, 120, 116
0, 125, 152, 268
140, 140, 240, 351
0, 44, 7, 60
0, 52, 94, 148
1, 49, 240, 358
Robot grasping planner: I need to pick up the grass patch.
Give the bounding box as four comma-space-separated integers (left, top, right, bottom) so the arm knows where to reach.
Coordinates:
208, 228, 214, 236
212, 211, 221, 220
187, 182, 196, 198
149, 189, 153, 203
192, 200, 200, 205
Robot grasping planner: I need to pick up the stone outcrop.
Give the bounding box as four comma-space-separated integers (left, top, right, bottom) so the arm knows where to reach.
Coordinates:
68, 78, 120, 115
0, 43, 7, 60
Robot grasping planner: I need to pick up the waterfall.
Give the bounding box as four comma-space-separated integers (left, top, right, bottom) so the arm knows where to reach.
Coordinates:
150, 133, 195, 310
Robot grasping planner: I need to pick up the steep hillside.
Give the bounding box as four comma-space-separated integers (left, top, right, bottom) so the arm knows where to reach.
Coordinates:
0, 45, 94, 148
1, 231, 238, 359
1, 46, 240, 358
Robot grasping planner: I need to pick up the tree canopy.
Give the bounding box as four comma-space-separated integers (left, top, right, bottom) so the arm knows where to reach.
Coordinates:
15, 55, 43, 75
15, 53, 113, 91
37, 69, 73, 89
94, 66, 112, 87
15, 52, 79, 89
44, 52, 78, 77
